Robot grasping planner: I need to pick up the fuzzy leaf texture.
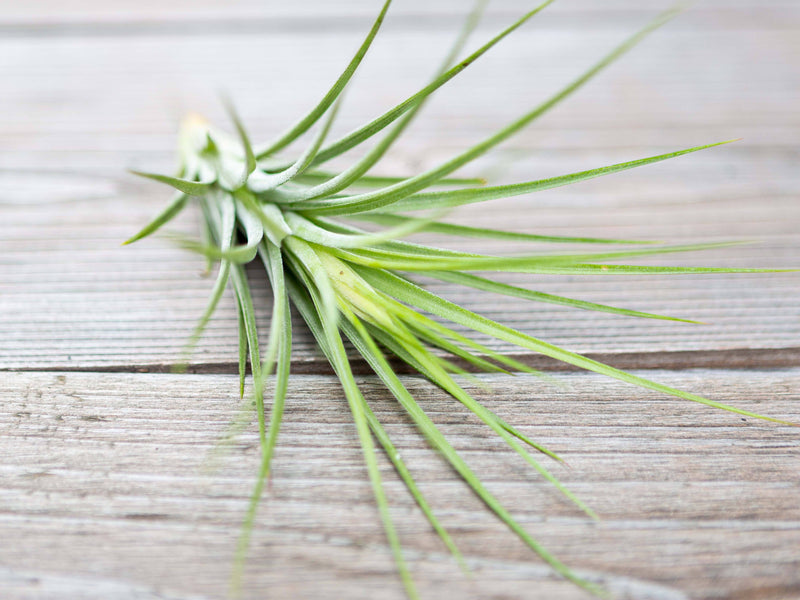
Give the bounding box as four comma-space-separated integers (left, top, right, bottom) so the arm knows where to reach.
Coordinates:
127, 2, 796, 599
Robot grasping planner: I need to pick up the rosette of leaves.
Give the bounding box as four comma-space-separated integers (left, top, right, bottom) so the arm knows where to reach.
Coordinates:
126, 1, 793, 598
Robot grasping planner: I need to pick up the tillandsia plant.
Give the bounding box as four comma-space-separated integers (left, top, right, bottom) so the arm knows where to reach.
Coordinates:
127, 1, 794, 598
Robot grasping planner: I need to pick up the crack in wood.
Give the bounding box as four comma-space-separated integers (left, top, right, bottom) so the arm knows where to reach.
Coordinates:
6, 347, 800, 376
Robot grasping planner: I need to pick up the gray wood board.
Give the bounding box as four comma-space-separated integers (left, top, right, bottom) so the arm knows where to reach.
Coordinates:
3, 183, 799, 371
3, 1, 799, 35
1, 369, 798, 599
2, 4, 800, 599
2, 16, 799, 372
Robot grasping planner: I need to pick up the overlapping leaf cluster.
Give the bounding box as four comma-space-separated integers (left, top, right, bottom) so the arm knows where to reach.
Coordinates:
127, 1, 791, 597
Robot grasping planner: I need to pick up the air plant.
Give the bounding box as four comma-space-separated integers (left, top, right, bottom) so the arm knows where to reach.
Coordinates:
126, 1, 793, 598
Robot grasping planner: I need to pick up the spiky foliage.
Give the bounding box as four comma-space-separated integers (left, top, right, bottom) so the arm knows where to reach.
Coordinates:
127, 2, 793, 598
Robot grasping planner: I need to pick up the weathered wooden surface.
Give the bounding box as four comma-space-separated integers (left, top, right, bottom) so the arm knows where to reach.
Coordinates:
2, 370, 799, 600
3, 21, 800, 370
3, 185, 799, 372
2, 0, 800, 598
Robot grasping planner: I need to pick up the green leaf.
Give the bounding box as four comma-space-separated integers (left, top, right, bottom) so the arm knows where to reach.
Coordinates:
314, 270, 563, 462
359, 268, 796, 425
285, 211, 444, 250
322, 291, 603, 595
123, 192, 189, 245
294, 171, 486, 189
234, 189, 292, 246
222, 97, 258, 189
234, 197, 265, 254
291, 263, 419, 600
296, 0, 556, 169
411, 324, 511, 375
177, 196, 266, 263
230, 264, 264, 442
396, 334, 597, 519
306, 221, 481, 258
236, 301, 247, 398
284, 237, 339, 334
257, 240, 292, 472
273, 0, 488, 204
360, 394, 469, 574
130, 170, 214, 196
199, 211, 215, 275
369, 322, 563, 464
292, 7, 682, 215
174, 196, 235, 372
506, 264, 794, 276
371, 141, 737, 212
369, 285, 553, 382
254, 0, 394, 158
427, 271, 701, 323
289, 278, 468, 573
231, 241, 292, 597
248, 100, 341, 194
347, 213, 652, 245
326, 241, 754, 273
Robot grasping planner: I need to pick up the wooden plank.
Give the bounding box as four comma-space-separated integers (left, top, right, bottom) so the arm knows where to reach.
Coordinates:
2, 0, 798, 33
2, 20, 798, 371
3, 27, 799, 153
2, 3, 799, 600
2, 179, 798, 371
1, 369, 798, 599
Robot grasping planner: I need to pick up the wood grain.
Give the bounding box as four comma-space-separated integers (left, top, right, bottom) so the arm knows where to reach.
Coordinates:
3, 0, 798, 29
1, 370, 798, 600
2, 15, 799, 370
2, 1, 800, 599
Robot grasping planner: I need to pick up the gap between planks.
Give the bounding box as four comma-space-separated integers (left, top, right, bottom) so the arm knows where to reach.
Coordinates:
6, 346, 800, 377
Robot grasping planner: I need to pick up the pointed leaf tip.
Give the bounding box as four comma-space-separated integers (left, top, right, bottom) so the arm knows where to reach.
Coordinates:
221, 95, 258, 185
123, 192, 190, 245
130, 170, 214, 196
